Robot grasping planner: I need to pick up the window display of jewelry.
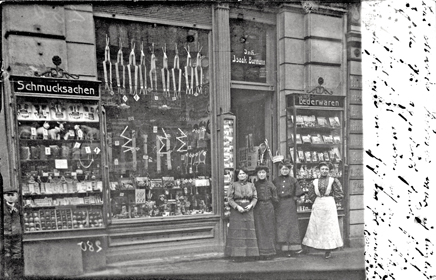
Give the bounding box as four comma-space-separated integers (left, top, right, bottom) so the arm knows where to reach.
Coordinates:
16, 97, 105, 232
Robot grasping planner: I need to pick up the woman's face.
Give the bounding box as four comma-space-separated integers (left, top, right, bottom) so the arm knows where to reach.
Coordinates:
238, 170, 248, 181
320, 166, 330, 176
257, 170, 267, 180
280, 166, 290, 176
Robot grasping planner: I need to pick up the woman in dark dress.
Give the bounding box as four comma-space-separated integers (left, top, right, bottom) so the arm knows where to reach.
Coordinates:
302, 162, 344, 259
224, 168, 259, 261
253, 166, 278, 260
273, 160, 306, 257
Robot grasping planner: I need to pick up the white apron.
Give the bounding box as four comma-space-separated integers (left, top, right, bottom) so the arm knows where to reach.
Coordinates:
302, 177, 343, 250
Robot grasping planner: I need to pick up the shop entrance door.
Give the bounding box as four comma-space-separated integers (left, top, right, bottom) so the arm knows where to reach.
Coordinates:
231, 89, 274, 175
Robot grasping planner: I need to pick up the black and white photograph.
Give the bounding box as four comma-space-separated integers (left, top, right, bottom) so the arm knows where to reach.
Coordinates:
0, 0, 434, 279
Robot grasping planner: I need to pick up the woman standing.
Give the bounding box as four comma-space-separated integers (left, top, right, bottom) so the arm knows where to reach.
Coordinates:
253, 166, 278, 260
273, 160, 306, 257
302, 162, 344, 259
224, 168, 259, 261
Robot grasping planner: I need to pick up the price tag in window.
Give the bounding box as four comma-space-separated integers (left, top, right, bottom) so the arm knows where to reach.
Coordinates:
94, 147, 101, 154
77, 130, 83, 139
119, 193, 124, 197
172, 97, 176, 101
114, 141, 120, 146
85, 147, 91, 154
153, 126, 158, 133
128, 116, 135, 121
45, 147, 51, 155
143, 155, 149, 160
42, 172, 49, 177
74, 142, 81, 149
154, 96, 159, 101
31, 127, 37, 136
114, 159, 119, 165
43, 129, 48, 136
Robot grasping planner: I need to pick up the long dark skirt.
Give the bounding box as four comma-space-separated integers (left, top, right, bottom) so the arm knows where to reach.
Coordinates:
224, 202, 259, 257
275, 197, 302, 251
254, 201, 276, 256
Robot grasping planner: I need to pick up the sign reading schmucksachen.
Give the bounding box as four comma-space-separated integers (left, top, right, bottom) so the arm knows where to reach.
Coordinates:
12, 76, 100, 97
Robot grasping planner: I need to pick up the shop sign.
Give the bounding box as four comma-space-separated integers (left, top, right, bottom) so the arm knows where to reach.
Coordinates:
290, 94, 344, 108
12, 76, 99, 97
232, 49, 266, 66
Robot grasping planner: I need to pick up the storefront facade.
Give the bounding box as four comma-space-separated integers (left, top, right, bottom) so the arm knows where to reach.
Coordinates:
0, 1, 363, 277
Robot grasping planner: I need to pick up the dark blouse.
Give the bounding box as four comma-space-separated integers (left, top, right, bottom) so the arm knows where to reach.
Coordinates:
272, 175, 305, 199
254, 179, 278, 203
227, 180, 258, 209
307, 177, 344, 203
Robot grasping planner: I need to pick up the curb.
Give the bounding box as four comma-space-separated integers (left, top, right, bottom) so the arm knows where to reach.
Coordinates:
107, 252, 225, 268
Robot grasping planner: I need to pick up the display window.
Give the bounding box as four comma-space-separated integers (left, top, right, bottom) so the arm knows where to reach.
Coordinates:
286, 94, 345, 213
95, 18, 212, 219
14, 86, 104, 232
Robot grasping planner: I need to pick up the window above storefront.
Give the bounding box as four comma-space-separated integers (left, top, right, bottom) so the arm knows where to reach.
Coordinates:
230, 19, 268, 83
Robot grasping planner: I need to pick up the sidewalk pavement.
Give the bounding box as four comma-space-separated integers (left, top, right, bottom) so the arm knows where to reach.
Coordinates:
73, 247, 365, 280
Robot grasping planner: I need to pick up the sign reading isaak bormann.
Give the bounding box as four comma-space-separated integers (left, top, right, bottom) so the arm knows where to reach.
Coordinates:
12, 76, 100, 97
289, 94, 344, 108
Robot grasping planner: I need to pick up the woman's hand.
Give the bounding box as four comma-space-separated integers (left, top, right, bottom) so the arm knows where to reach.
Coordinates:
237, 206, 245, 213
244, 204, 253, 212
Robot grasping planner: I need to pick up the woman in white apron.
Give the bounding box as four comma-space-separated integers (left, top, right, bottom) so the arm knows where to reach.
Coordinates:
302, 162, 344, 259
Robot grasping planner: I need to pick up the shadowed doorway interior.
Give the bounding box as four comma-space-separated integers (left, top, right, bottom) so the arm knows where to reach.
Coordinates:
231, 89, 273, 173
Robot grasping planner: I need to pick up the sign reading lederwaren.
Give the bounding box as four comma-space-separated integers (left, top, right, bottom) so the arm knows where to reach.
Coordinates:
289, 94, 344, 108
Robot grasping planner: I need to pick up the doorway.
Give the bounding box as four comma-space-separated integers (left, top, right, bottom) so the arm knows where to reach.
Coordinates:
231, 89, 273, 175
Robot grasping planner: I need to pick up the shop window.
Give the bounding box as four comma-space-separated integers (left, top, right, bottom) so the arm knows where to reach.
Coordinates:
95, 18, 212, 219
230, 19, 268, 83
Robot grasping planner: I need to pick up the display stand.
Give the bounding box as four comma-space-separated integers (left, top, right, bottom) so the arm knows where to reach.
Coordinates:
5, 76, 107, 276
286, 93, 345, 237
220, 113, 236, 224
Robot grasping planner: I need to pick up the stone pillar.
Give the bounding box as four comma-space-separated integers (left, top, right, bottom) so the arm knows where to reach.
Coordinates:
346, 2, 364, 248
277, 5, 305, 155
212, 3, 230, 246
213, 3, 231, 114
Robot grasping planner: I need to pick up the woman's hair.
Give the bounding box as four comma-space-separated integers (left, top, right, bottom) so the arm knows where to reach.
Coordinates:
255, 165, 269, 173
278, 159, 292, 169
234, 168, 249, 181
317, 161, 332, 170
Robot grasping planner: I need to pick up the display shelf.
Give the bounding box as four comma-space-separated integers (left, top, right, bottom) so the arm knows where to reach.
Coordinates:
25, 203, 104, 208
294, 143, 341, 148
286, 93, 345, 214
287, 125, 340, 130
15, 94, 107, 233
21, 158, 98, 162
19, 139, 100, 144
18, 119, 99, 124
23, 191, 103, 197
